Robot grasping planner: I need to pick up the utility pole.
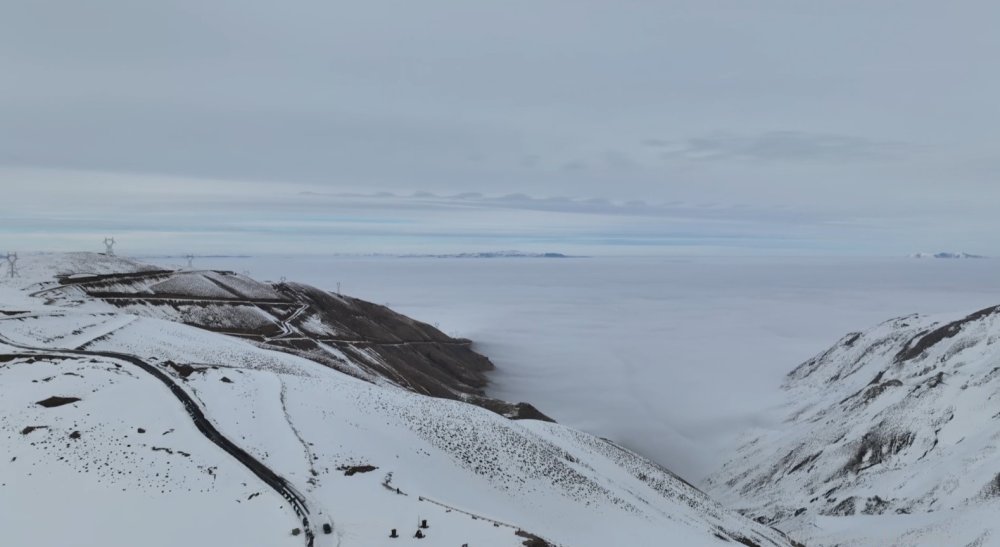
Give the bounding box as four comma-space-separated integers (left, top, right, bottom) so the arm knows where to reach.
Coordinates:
103, 237, 116, 256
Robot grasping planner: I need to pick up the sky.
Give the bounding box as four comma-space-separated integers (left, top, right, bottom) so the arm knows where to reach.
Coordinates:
2, 1, 999, 255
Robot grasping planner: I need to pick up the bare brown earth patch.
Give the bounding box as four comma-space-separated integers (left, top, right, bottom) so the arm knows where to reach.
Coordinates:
73, 269, 553, 422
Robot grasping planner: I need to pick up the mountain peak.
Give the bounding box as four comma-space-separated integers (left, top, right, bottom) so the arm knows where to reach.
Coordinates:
707, 303, 1000, 545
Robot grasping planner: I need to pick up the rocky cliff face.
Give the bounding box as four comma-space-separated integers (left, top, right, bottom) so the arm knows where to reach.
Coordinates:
706, 305, 1000, 545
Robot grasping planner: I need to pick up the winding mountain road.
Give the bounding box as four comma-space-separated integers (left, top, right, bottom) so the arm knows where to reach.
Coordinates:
0, 332, 320, 547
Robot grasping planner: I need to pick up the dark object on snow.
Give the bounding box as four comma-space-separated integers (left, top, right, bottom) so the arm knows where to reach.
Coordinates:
166, 361, 200, 378
414, 529, 425, 539
20, 425, 48, 435
338, 464, 378, 476
35, 396, 80, 408
389, 528, 398, 538
420, 519, 428, 529
323, 523, 332, 534
69, 431, 81, 440
291, 528, 301, 536
220, 376, 233, 383
137, 428, 146, 433
516, 529, 555, 547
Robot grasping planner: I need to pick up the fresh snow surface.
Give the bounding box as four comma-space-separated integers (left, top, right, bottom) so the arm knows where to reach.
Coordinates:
1, 253, 795, 547
165, 255, 1000, 482
706, 304, 1000, 546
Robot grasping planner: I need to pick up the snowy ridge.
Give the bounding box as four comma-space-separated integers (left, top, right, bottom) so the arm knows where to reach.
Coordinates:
706, 304, 1000, 546
1, 253, 797, 547
909, 252, 989, 259
25, 257, 547, 421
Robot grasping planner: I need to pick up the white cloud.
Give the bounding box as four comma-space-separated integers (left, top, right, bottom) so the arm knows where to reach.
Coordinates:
2, 2, 999, 254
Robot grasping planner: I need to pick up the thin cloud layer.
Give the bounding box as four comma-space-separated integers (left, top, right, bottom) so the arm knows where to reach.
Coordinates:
648, 131, 909, 163
0, 167, 982, 256
2, 1, 999, 254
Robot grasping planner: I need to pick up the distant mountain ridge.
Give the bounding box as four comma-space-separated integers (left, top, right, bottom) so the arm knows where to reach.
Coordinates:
909, 251, 989, 259
400, 251, 576, 259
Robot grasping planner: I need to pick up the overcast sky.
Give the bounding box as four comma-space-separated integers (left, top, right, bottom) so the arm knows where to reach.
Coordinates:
2, 1, 999, 255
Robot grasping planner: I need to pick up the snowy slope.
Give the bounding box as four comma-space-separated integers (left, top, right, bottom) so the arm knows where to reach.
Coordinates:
26, 258, 547, 421
706, 305, 1000, 546
1, 253, 798, 547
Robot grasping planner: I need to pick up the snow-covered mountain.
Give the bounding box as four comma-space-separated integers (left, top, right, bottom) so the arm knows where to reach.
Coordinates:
397, 251, 573, 258
909, 252, 988, 259
706, 304, 1000, 546
1, 253, 797, 547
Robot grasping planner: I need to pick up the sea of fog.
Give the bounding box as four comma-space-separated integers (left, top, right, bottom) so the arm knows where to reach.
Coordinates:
151, 255, 1000, 482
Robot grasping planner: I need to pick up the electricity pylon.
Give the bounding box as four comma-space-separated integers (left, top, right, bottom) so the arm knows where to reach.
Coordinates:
4, 252, 18, 278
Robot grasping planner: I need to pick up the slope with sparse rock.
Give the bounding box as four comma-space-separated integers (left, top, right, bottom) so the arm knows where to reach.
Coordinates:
706, 304, 1000, 546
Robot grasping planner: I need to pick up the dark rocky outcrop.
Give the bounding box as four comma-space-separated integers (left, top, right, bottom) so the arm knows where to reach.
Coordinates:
895, 305, 1000, 363
165, 362, 204, 379
842, 427, 915, 475
515, 530, 555, 547
35, 396, 81, 408
337, 464, 378, 476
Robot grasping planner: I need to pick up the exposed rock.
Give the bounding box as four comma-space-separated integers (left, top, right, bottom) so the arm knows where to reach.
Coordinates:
895, 305, 1000, 363
35, 396, 81, 408
165, 362, 203, 378
708, 303, 1000, 545
515, 530, 554, 547
337, 464, 378, 476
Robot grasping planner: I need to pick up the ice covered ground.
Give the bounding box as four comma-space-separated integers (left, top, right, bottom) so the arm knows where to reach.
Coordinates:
162, 255, 1000, 482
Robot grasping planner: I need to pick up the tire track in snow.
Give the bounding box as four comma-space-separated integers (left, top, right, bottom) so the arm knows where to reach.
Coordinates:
279, 378, 319, 479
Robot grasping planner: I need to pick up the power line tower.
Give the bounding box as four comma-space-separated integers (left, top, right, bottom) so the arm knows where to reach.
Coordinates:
186, 254, 195, 269
4, 252, 18, 278
103, 237, 116, 256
